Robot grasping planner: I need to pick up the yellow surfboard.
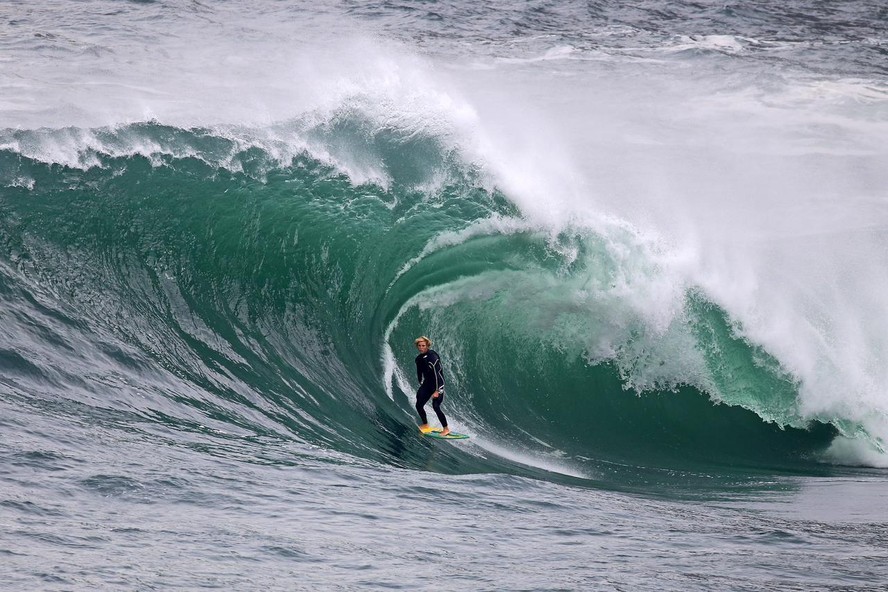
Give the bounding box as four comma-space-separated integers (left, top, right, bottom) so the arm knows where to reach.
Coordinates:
420, 427, 469, 440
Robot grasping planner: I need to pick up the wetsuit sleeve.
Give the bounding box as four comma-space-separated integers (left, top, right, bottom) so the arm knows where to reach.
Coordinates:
415, 355, 423, 384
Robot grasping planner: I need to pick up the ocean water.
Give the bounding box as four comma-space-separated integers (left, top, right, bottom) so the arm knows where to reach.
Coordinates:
2, 1, 888, 589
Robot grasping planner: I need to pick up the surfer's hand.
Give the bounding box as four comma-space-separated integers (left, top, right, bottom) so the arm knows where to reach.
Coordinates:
432, 391, 439, 398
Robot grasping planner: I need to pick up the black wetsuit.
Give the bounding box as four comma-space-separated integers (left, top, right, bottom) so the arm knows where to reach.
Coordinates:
415, 349, 447, 428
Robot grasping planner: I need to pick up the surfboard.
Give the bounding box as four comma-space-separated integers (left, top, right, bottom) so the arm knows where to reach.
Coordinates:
421, 427, 469, 440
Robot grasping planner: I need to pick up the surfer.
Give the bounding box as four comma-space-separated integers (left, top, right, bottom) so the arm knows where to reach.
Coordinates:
414, 336, 449, 436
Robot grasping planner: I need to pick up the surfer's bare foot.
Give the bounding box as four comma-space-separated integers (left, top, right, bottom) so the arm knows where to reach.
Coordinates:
419, 424, 431, 433
440, 428, 451, 436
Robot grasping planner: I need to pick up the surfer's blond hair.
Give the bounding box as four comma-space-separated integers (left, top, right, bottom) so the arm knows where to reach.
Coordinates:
414, 336, 432, 347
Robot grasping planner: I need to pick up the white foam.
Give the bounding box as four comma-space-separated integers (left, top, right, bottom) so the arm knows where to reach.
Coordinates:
462, 428, 589, 480
673, 34, 748, 53
824, 436, 888, 468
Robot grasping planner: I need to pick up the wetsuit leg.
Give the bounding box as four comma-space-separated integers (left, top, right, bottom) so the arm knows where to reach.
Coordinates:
432, 391, 447, 428
415, 386, 434, 424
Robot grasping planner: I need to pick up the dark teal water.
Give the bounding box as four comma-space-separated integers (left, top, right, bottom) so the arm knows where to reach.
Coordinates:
2, 1, 888, 589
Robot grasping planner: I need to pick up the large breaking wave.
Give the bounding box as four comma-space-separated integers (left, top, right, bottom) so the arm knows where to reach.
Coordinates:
0, 118, 854, 487
3, 1, 888, 488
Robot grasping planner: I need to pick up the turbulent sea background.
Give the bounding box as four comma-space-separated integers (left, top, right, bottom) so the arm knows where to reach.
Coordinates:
2, 1, 888, 589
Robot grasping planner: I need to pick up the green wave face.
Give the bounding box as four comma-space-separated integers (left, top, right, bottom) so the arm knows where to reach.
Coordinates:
0, 122, 841, 490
